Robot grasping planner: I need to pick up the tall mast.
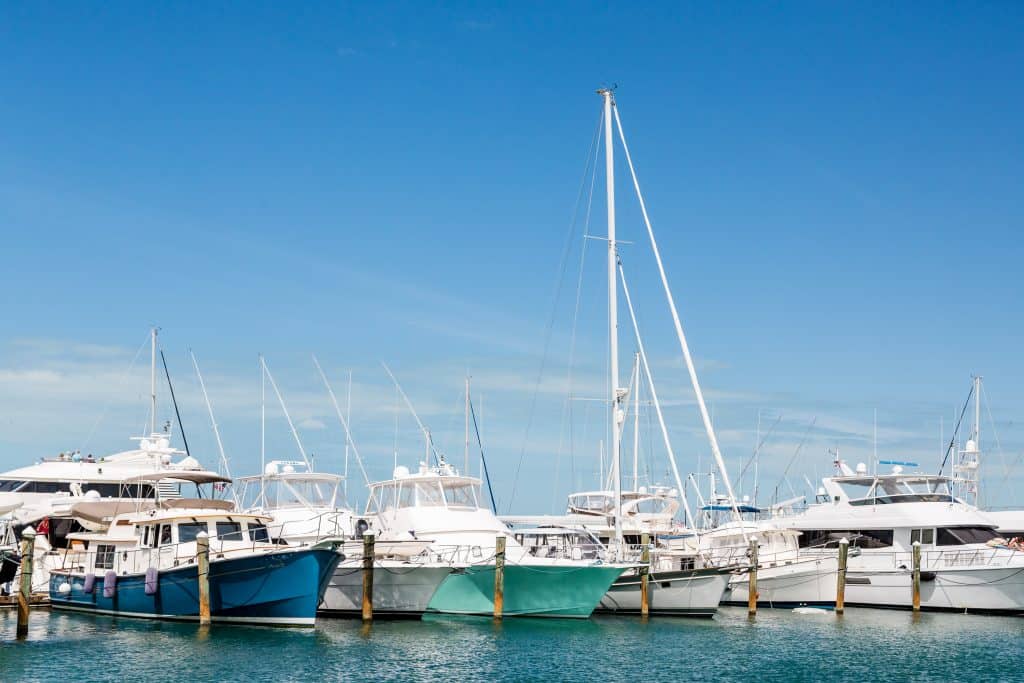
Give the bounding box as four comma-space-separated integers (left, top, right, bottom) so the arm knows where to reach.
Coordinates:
345, 370, 352, 499
260, 354, 266, 505
599, 87, 624, 556
150, 327, 158, 435
973, 376, 982, 447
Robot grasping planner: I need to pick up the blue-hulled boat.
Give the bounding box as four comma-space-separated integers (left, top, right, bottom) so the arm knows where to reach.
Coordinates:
47, 472, 343, 626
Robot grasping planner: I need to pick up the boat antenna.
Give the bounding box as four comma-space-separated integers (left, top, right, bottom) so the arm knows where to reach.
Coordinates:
468, 388, 498, 514
190, 350, 239, 506
262, 356, 311, 468
159, 350, 191, 459
381, 362, 441, 466
937, 381, 975, 477
312, 355, 371, 488
150, 327, 158, 434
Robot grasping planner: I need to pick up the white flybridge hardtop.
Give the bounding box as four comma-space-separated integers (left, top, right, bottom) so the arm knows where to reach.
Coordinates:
368, 461, 513, 562
238, 460, 353, 545
764, 459, 1024, 613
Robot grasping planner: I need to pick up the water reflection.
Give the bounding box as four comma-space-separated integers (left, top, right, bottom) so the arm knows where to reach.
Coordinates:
0, 607, 1021, 682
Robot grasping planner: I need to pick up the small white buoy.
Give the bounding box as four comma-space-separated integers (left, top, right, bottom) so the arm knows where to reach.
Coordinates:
58, 582, 71, 594
793, 607, 830, 616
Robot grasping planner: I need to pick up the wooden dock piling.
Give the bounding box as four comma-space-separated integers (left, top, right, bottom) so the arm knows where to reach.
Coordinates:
747, 538, 758, 617
196, 531, 211, 626
362, 533, 375, 622
493, 536, 506, 620
16, 527, 36, 639
911, 541, 921, 612
640, 532, 650, 618
836, 537, 848, 615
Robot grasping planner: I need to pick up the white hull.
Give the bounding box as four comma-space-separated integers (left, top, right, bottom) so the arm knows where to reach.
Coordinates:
841, 565, 1024, 613
598, 567, 728, 617
722, 557, 838, 607
319, 560, 453, 617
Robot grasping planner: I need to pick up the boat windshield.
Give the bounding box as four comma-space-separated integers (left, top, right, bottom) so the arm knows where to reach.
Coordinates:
837, 476, 955, 505
258, 478, 338, 510
442, 481, 479, 509
568, 493, 614, 515
627, 497, 675, 516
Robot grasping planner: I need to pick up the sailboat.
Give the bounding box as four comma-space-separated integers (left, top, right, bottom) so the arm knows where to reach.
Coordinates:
510, 89, 752, 615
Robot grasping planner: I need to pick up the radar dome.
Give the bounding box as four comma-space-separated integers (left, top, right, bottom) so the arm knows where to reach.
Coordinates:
178, 456, 201, 470
264, 462, 279, 475
855, 462, 868, 475
966, 439, 979, 453
394, 465, 411, 479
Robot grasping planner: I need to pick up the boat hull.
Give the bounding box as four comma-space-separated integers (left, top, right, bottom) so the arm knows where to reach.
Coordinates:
49, 547, 341, 627
597, 567, 729, 617
839, 565, 1024, 614
318, 561, 453, 618
427, 563, 626, 618
722, 557, 838, 608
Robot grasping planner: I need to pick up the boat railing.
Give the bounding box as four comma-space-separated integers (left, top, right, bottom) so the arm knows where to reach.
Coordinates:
269, 509, 351, 546
51, 530, 300, 579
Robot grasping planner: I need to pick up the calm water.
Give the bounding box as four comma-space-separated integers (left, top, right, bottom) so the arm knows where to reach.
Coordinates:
1, 607, 1021, 682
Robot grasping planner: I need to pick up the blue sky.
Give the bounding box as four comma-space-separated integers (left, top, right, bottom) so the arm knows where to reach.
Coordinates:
1, 3, 1021, 513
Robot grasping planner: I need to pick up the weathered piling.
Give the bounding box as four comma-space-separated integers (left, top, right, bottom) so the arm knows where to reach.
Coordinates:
747, 537, 759, 617
836, 537, 849, 615
640, 532, 651, 618
493, 536, 506, 620
911, 541, 921, 612
362, 533, 375, 622
17, 527, 36, 638
196, 531, 211, 626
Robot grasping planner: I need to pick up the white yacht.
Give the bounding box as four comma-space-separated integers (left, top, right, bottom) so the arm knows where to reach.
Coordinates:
775, 461, 1024, 614
700, 519, 838, 608
237, 460, 453, 618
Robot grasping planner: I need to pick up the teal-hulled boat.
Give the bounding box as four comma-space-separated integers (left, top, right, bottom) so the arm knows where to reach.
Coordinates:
427, 563, 626, 618
367, 463, 629, 619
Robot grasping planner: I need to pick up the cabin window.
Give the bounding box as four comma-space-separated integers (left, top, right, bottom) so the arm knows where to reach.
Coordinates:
798, 529, 893, 549
177, 522, 208, 544
142, 525, 153, 547
935, 527, 998, 546
397, 484, 416, 508
95, 544, 115, 570
0, 480, 26, 492
414, 482, 444, 507
910, 528, 935, 545
159, 524, 173, 545
444, 483, 478, 509
216, 522, 243, 541
248, 523, 270, 543
375, 485, 397, 512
